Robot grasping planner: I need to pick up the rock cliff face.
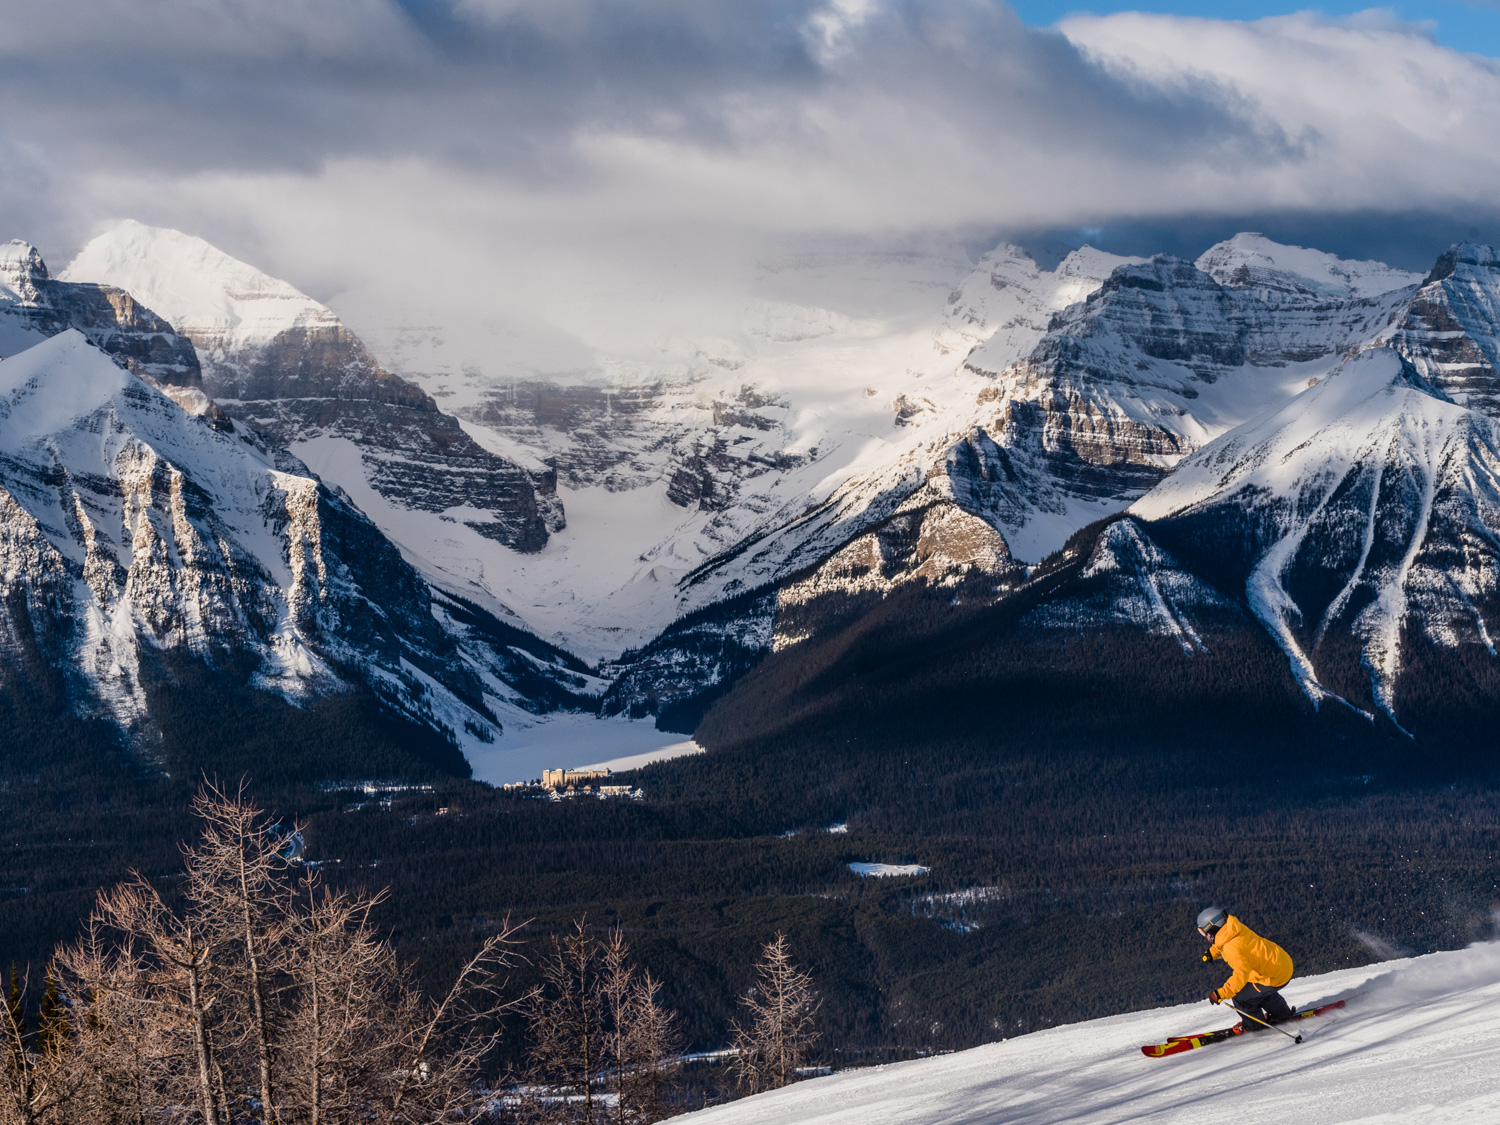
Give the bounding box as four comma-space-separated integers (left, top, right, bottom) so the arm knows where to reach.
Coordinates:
461, 378, 799, 515
1388, 243, 1500, 416
38, 223, 1500, 751
973, 250, 1418, 509
1, 240, 200, 386
0, 330, 588, 761
62, 223, 560, 555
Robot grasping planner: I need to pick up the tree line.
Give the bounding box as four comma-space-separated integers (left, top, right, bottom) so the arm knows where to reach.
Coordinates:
0, 784, 823, 1125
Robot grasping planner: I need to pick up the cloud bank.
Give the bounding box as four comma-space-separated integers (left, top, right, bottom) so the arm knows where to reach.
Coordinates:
3, 2, 1498, 358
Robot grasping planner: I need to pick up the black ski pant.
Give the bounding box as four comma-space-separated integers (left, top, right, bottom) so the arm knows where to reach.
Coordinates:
1230, 981, 1294, 1025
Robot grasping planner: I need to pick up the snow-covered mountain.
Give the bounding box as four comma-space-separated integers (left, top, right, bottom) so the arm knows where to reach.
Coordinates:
674, 942, 1500, 1124
33, 221, 1500, 773
2, 238, 200, 388
967, 246, 1418, 516
57, 224, 1148, 730
963, 337, 1500, 741
315, 238, 1144, 658
73, 224, 1420, 676
1127, 345, 1500, 725
761, 239, 1423, 655
1197, 231, 1423, 299
62, 222, 563, 565
937, 242, 1145, 375
0, 329, 590, 763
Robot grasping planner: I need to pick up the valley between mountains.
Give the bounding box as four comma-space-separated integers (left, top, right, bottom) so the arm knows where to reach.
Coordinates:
16, 222, 1492, 761
4, 224, 1500, 1086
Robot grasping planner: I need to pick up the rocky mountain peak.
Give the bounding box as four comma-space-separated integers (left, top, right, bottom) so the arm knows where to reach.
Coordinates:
1423, 241, 1500, 285
63, 221, 334, 342
1126, 343, 1500, 724
0, 239, 49, 304
0, 239, 201, 385
64, 221, 562, 557
1390, 242, 1500, 414
1197, 232, 1422, 299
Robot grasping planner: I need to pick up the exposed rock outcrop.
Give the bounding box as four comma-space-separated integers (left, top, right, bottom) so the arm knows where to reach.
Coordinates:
62, 223, 561, 554
0, 330, 588, 758
1, 239, 201, 385
1389, 243, 1500, 416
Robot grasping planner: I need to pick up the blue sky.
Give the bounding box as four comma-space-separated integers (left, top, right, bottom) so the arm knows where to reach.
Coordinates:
1011, 2, 1500, 56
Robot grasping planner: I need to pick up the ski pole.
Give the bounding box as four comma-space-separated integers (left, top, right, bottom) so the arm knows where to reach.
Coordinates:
1234, 1006, 1302, 1044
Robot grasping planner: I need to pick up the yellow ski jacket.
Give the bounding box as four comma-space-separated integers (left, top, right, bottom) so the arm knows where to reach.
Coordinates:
1208, 915, 1293, 1001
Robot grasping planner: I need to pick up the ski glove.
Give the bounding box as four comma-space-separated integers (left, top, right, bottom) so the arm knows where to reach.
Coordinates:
1207, 991, 1220, 1005
1200, 952, 1214, 964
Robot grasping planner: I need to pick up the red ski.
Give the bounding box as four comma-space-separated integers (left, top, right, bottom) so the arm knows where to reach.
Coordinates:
1141, 998, 1347, 1058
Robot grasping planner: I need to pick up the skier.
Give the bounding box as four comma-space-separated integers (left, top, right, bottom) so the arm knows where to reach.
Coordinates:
1196, 906, 1295, 1028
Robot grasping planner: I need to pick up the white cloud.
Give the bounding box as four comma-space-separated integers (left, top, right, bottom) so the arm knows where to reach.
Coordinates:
7, 3, 1500, 374
1060, 11, 1500, 214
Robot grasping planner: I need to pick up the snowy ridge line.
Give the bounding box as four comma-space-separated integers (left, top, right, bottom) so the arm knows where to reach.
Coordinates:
1129, 345, 1500, 719
0, 328, 594, 763
48, 220, 1500, 760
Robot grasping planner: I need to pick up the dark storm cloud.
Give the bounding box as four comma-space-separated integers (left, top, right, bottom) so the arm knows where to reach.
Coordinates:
0, 0, 1267, 182
4, 1, 1500, 314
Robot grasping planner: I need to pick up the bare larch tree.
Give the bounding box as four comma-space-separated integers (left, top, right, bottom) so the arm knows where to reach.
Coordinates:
730, 932, 820, 1095
30, 783, 524, 1125
524, 924, 683, 1125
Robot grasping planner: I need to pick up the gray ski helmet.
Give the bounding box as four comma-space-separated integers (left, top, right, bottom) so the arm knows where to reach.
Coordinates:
1196, 905, 1228, 931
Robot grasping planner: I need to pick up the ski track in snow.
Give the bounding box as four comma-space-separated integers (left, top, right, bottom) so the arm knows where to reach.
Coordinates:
672, 942, 1500, 1125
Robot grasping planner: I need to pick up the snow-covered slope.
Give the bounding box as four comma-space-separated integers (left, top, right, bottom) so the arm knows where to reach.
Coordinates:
1133, 346, 1500, 721
1197, 232, 1423, 299
0, 329, 588, 758
673, 942, 1500, 1124
63, 223, 562, 562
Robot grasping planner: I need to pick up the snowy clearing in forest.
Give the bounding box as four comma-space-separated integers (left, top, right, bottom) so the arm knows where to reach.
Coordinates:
671, 941, 1500, 1124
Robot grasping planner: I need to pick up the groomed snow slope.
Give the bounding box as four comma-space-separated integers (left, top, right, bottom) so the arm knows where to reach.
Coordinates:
673, 942, 1500, 1124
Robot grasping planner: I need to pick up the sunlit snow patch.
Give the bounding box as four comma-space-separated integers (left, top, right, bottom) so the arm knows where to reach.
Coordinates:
849, 862, 929, 878
672, 941, 1500, 1125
